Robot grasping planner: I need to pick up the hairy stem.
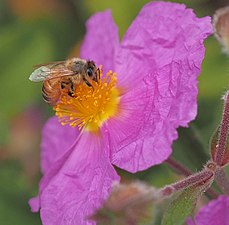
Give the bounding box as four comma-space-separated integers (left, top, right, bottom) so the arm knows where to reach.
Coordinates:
160, 168, 214, 197
165, 157, 219, 199
165, 156, 192, 177
215, 91, 229, 166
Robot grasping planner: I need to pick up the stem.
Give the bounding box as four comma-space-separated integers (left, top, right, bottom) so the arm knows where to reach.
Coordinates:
165, 157, 219, 199
165, 157, 192, 177
161, 168, 214, 197
215, 168, 229, 194
171, 170, 214, 191
215, 91, 229, 166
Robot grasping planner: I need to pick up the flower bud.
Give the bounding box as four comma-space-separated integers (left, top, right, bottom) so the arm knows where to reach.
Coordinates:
210, 91, 229, 166
213, 6, 229, 54
91, 182, 158, 225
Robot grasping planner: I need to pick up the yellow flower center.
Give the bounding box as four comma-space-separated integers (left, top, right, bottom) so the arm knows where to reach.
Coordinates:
54, 67, 120, 132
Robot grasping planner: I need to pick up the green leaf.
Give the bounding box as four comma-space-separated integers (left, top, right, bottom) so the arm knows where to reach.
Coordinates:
161, 185, 204, 225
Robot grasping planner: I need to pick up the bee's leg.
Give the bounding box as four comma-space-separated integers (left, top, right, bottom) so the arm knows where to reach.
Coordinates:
61, 81, 68, 89
92, 68, 100, 83
83, 78, 92, 87
97, 68, 101, 81
60, 80, 74, 97
83, 78, 94, 91
69, 80, 75, 97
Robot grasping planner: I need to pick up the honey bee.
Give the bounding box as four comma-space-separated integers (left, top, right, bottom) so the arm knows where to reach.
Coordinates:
29, 58, 100, 105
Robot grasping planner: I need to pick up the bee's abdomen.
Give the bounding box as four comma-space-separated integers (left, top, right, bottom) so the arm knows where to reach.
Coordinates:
42, 79, 61, 105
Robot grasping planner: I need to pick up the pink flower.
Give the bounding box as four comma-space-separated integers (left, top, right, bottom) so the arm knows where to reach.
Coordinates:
29, 2, 212, 224
187, 195, 229, 225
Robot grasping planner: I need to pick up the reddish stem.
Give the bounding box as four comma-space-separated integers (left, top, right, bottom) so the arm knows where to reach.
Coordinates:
215, 91, 229, 166
172, 170, 213, 191
165, 157, 192, 177
161, 168, 214, 197
165, 157, 219, 198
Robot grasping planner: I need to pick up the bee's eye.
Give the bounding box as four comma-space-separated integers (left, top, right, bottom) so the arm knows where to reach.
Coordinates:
87, 68, 93, 77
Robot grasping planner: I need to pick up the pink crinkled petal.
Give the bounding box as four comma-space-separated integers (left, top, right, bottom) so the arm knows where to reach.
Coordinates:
107, 1, 212, 172
106, 82, 177, 172
29, 117, 81, 213
115, 1, 213, 126
41, 116, 80, 174
80, 10, 119, 74
33, 132, 119, 225
115, 1, 212, 94
187, 196, 229, 225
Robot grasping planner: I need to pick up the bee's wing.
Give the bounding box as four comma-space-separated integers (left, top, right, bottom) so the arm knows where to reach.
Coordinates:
30, 61, 67, 82
29, 66, 51, 82
33, 61, 65, 69
29, 66, 76, 82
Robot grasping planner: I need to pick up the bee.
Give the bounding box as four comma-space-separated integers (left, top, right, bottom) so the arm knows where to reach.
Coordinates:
29, 58, 100, 105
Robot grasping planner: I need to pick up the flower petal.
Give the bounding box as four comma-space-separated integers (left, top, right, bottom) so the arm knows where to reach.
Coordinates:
81, 10, 119, 74
41, 116, 80, 174
106, 82, 177, 172
187, 195, 229, 225
32, 132, 119, 225
107, 1, 213, 172
115, 1, 212, 91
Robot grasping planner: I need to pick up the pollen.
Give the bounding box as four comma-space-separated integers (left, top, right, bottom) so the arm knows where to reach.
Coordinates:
54, 67, 120, 132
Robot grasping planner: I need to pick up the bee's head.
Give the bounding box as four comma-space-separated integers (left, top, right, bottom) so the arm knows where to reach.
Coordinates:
85, 60, 99, 82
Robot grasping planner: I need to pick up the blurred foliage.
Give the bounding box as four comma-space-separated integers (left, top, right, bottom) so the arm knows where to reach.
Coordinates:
0, 0, 229, 224
0, 161, 41, 225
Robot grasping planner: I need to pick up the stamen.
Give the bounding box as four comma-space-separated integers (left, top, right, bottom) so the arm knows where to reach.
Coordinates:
54, 67, 120, 132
